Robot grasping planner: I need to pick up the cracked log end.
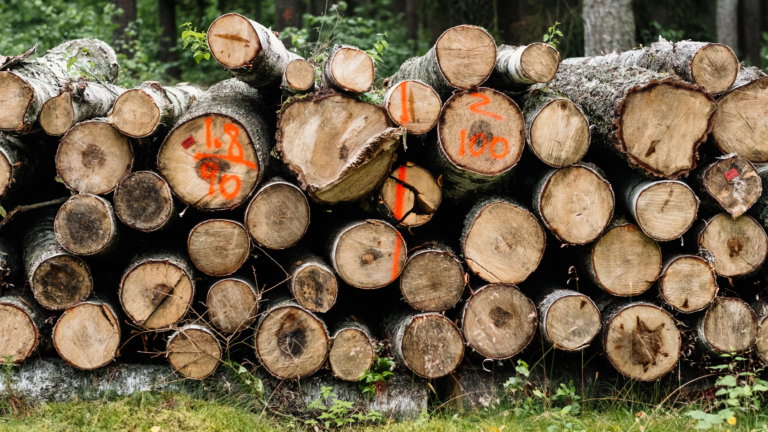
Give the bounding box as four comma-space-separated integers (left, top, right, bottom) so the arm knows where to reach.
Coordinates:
54, 302, 120, 370
591, 222, 661, 297
329, 328, 374, 381
701, 297, 757, 353
39, 92, 75, 136
713, 75, 768, 162
292, 262, 337, 313
701, 157, 761, 218
691, 44, 739, 95
435, 25, 496, 90
400, 248, 464, 312
699, 213, 768, 277
32, 255, 92, 311
207, 278, 259, 333
245, 181, 309, 250
108, 89, 162, 138
207, 13, 261, 69
380, 164, 442, 227
167, 325, 222, 380
284, 58, 315, 92
659, 256, 717, 313
633, 180, 698, 241
542, 292, 600, 351
401, 313, 463, 378
333, 220, 406, 289
120, 260, 193, 330
520, 43, 560, 83
114, 171, 175, 232
55, 194, 117, 256
385, 80, 441, 134
188, 219, 250, 277
0, 72, 33, 132
0, 301, 39, 363
530, 98, 589, 168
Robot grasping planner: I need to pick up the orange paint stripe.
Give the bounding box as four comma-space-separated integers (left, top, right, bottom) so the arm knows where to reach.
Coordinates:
391, 166, 407, 280
399, 82, 410, 125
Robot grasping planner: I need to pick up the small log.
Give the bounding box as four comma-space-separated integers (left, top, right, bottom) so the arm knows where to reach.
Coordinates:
277, 93, 401, 204
658, 255, 717, 313
712, 67, 768, 163
328, 219, 407, 289
328, 317, 375, 381
119, 251, 195, 330
462, 197, 545, 284
622, 174, 699, 241
383, 80, 441, 134
113, 171, 177, 232
0, 133, 36, 200
377, 163, 441, 228
207, 276, 259, 333
400, 244, 465, 312
532, 163, 614, 245
0, 292, 45, 363
384, 308, 464, 378
753, 298, 768, 364
600, 300, 681, 381
696, 213, 768, 277
56, 118, 133, 194
282, 58, 316, 94
158, 79, 272, 210
188, 219, 250, 277
693, 155, 761, 218
39, 79, 124, 136
52, 294, 121, 370
537, 287, 601, 351
108, 82, 204, 138
487, 43, 561, 91
54, 194, 119, 256
166, 324, 222, 380
321, 45, 374, 94
287, 249, 338, 313
697, 297, 757, 354
389, 25, 496, 98
244, 177, 310, 250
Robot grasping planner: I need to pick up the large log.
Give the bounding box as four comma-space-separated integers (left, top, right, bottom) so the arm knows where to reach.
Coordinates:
321, 45, 374, 94
39, 79, 124, 136
697, 297, 757, 354
52, 294, 121, 370
166, 324, 222, 380
282, 58, 316, 95
711, 67, 768, 162
207, 276, 259, 333
277, 92, 401, 205
658, 255, 718, 313
377, 163, 442, 228
113, 171, 177, 232
54, 194, 119, 256
157, 79, 272, 211
0, 292, 45, 363
383, 80, 441, 134
286, 249, 337, 313
695, 213, 768, 277
462, 197, 545, 284
400, 244, 465, 312
622, 174, 699, 241
546, 64, 717, 179
328, 317, 375, 381
692, 155, 761, 218
108, 82, 204, 138
487, 43, 561, 91
244, 177, 309, 250
0, 133, 36, 200
187, 219, 250, 277
536, 287, 601, 351
0, 39, 119, 133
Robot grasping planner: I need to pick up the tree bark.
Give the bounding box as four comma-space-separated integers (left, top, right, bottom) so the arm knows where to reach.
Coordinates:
158, 0, 180, 79
406, 0, 418, 51
582, 0, 635, 56
207, 276, 259, 333
54, 194, 120, 256
487, 44, 561, 91
377, 163, 442, 228
53, 293, 121, 370
753, 296, 768, 363
40, 79, 124, 136
399, 243, 464, 312
244, 177, 310, 250
188, 219, 250, 277
108, 82, 204, 138
536, 287, 601, 351
620, 173, 699, 241
695, 213, 768, 277
328, 317, 375, 381
286, 248, 338, 313
113, 171, 178, 232
166, 324, 222, 379
0, 133, 37, 201
692, 155, 761, 218
712, 67, 768, 163
741, 0, 761, 68
717, 0, 739, 50
321, 45, 374, 94
383, 79, 441, 135
0, 292, 46, 363
697, 297, 757, 354
658, 255, 718, 313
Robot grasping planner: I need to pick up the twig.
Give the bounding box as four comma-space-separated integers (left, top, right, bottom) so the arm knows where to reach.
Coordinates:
0, 196, 69, 231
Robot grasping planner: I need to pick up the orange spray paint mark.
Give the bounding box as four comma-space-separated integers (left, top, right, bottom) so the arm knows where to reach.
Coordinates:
399, 82, 410, 125
469, 92, 504, 121
200, 162, 219, 196
391, 166, 407, 280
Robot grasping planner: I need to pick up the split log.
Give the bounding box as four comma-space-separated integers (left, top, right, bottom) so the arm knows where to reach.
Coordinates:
157, 79, 272, 211
39, 79, 124, 136
537, 287, 601, 351
207, 276, 259, 333
487, 43, 561, 91
462, 197, 545, 284
400, 244, 465, 312
277, 93, 401, 204
377, 163, 441, 228
54, 194, 119, 256
562, 40, 739, 95
532, 163, 614, 245
0, 133, 36, 200
622, 174, 699, 241
119, 251, 195, 330
282, 58, 316, 94
546, 64, 717, 179
254, 295, 329, 379
166, 324, 222, 380
188, 219, 250, 277
24, 212, 93, 310
753, 298, 768, 364
579, 218, 661, 297
328, 219, 407, 289
322, 45, 374, 93
113, 171, 177, 232
287, 249, 337, 313
383, 80, 441, 134
328, 317, 375, 381
108, 82, 204, 138
696, 213, 768, 277
244, 177, 310, 250
711, 67, 768, 162
384, 308, 464, 378
0, 292, 45, 363
460, 283, 536, 359
658, 255, 717, 313
0, 38, 119, 133
52, 294, 121, 370
56, 118, 133, 194
600, 300, 681, 381
697, 297, 757, 354
693, 155, 761, 218
389, 25, 497, 98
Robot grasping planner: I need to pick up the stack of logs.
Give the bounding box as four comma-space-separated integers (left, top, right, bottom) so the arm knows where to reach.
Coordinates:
2, 15, 768, 401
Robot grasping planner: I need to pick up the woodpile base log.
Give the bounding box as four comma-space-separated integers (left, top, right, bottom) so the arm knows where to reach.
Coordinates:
329, 220, 406, 289
328, 317, 374, 381
694, 156, 761, 218
188, 219, 250, 277
244, 178, 310, 250
537, 288, 600, 351
400, 245, 465, 312
54, 194, 119, 256
207, 276, 259, 333
658, 255, 717, 313
113, 171, 176, 232
53, 295, 120, 370
697, 297, 757, 354
167, 325, 222, 380
378, 163, 441, 227
0, 293, 44, 363
696, 214, 768, 277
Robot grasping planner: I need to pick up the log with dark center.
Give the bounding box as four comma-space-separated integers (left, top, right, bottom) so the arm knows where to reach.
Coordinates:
377, 163, 441, 228
40, 79, 123, 136
207, 276, 259, 333
244, 178, 310, 250
658, 255, 717, 313
622, 174, 699, 241
282, 58, 316, 94
399, 244, 465, 312
108, 82, 204, 138
328, 317, 374, 381
0, 292, 45, 363
53, 294, 121, 370
287, 249, 337, 313
696, 213, 768, 277
113, 171, 176, 232
712, 67, 768, 162
322, 45, 374, 93
536, 287, 600, 351
383, 80, 441, 134
0, 133, 36, 200
166, 324, 222, 380
54, 194, 119, 256
487, 43, 561, 91
697, 297, 757, 354
693, 155, 761, 218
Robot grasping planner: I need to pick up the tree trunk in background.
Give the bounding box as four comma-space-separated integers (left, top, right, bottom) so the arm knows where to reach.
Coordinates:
158, 0, 180, 79
582, 0, 635, 56
275, 0, 303, 47
717, 0, 739, 51
113, 0, 138, 54
254, 0, 263, 21
741, 0, 761, 67
406, 0, 418, 51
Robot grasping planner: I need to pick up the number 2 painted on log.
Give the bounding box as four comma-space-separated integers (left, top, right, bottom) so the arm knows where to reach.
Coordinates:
458, 93, 509, 159
193, 117, 256, 200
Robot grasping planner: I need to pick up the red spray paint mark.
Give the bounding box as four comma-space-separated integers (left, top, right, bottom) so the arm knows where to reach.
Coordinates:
181, 136, 196, 149
725, 168, 739, 181
391, 166, 407, 280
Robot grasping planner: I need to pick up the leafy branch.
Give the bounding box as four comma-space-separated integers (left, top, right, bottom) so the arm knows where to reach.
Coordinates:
180, 23, 211, 64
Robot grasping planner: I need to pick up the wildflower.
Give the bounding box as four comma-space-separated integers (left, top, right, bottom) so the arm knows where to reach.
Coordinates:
727, 416, 737, 425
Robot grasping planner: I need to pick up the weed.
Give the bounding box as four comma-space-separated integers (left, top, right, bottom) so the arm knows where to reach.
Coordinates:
359, 352, 395, 397
543, 22, 564, 49
305, 385, 382, 428
180, 22, 211, 64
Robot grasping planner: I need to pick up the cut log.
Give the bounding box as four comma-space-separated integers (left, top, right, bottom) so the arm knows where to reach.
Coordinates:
277, 93, 401, 204
389, 25, 496, 98
328, 219, 406, 289
753, 298, 768, 364
108, 82, 204, 138
377, 163, 441, 227
254, 295, 329, 379
39, 79, 124, 136
119, 251, 195, 330
487, 43, 561, 91
384, 308, 464, 378
532, 163, 614, 245
693, 155, 761, 218
157, 79, 272, 210
167, 324, 222, 380
383, 80, 441, 134
400, 244, 465, 312
0, 292, 45, 363
600, 300, 681, 381
113, 171, 177, 232
322, 45, 374, 93
580, 218, 661, 297
282, 58, 316, 94
56, 118, 133, 194
52, 294, 121, 370
562, 40, 739, 95
0, 133, 36, 200
207, 276, 259, 333
435, 87, 525, 201
244, 177, 310, 250
188, 219, 250, 277
712, 67, 768, 162
24, 212, 93, 310
622, 174, 699, 241
0, 38, 119, 133
328, 317, 375, 381
658, 255, 717, 313
546, 64, 717, 178
460, 283, 536, 359
462, 197, 545, 284
696, 213, 768, 277
287, 249, 338, 313
696, 297, 757, 354
54, 194, 119, 256
537, 287, 601, 351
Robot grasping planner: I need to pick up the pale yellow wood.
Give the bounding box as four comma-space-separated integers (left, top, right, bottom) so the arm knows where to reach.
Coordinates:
245, 182, 309, 249
167, 327, 222, 379
592, 224, 660, 296
0, 304, 36, 363
0, 72, 33, 131
702, 298, 757, 353
380, 164, 441, 227
401, 314, 463, 378
700, 214, 768, 277
329, 328, 374, 381
713, 78, 768, 162
284, 59, 315, 91
530, 99, 589, 167
691, 44, 739, 95
188, 220, 250, 276
330, 47, 374, 93
659, 256, 717, 313
0, 147, 12, 197
545, 295, 601, 351
39, 92, 74, 136
108, 89, 161, 138
334, 221, 406, 289
54, 303, 120, 370
121, 262, 193, 329
435, 26, 496, 89
385, 80, 441, 135
521, 43, 560, 83
635, 181, 698, 241
207, 14, 260, 68
207, 279, 259, 333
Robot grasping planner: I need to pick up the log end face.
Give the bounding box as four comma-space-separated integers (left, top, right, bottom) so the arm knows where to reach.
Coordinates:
703, 157, 762, 218
32, 254, 92, 311
334, 220, 406, 289
54, 303, 120, 370
700, 214, 768, 277
255, 306, 329, 379
294, 264, 337, 313
188, 219, 250, 277
330, 47, 375, 93
108, 89, 162, 138
401, 250, 464, 312
592, 223, 661, 297
703, 298, 758, 353
691, 44, 739, 95
207, 278, 259, 333
168, 327, 222, 379
245, 182, 309, 249
329, 328, 374, 381
520, 43, 560, 83
635, 181, 698, 241
0, 302, 38, 363
380, 164, 442, 228
713, 77, 768, 162
0, 72, 33, 132
121, 260, 193, 330
40, 92, 75, 136
545, 294, 600, 351
435, 26, 496, 89
530, 98, 589, 167
114, 171, 174, 232
207, 13, 261, 69
402, 313, 464, 378
659, 256, 717, 313
54, 194, 115, 256
285, 59, 316, 92
386, 80, 441, 135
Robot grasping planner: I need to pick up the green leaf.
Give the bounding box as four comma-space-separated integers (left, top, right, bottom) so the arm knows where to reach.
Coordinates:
0, 206, 5, 218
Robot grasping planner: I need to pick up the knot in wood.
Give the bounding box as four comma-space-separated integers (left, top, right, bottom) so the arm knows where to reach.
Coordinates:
361, 252, 376, 265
